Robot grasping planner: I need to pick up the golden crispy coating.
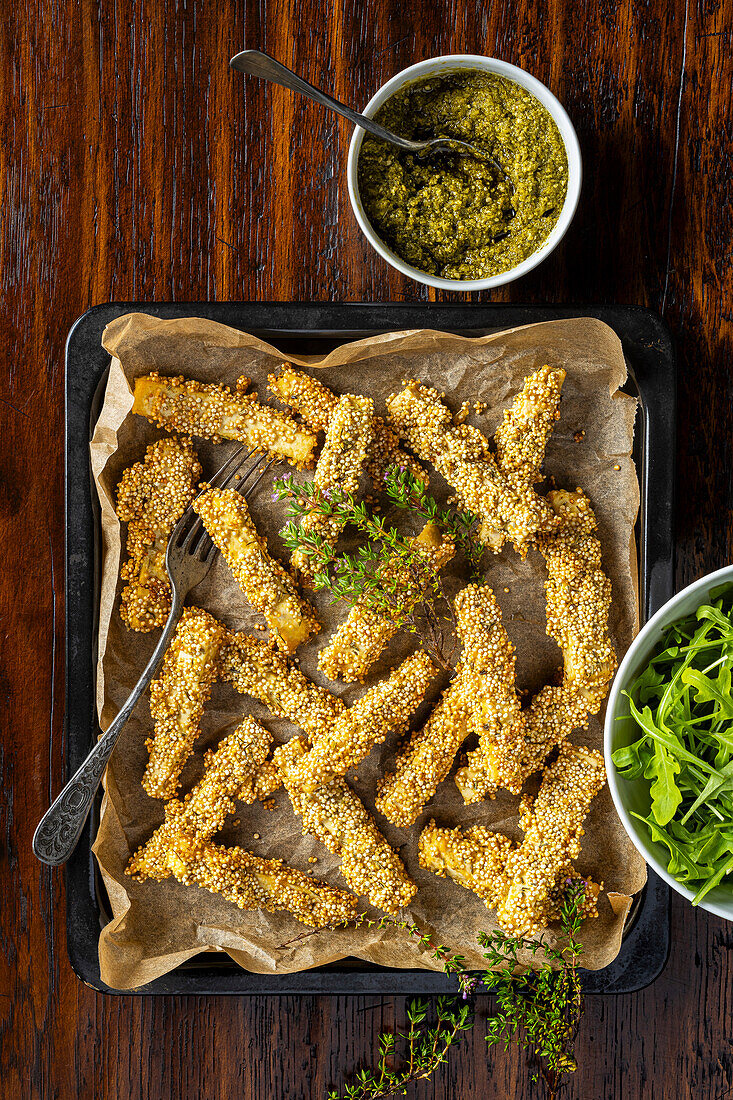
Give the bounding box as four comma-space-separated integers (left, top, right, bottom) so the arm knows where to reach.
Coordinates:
454, 494, 617, 801
418, 812, 602, 933
418, 819, 513, 910
291, 393, 374, 576
129, 717, 272, 874
194, 487, 319, 653
375, 676, 474, 827
237, 757, 283, 803
275, 737, 417, 913
377, 581, 520, 825
221, 631, 344, 740
317, 522, 455, 683
116, 437, 202, 631
290, 651, 438, 792
494, 365, 566, 485
540, 489, 617, 709
268, 362, 427, 491
452, 585, 525, 803
142, 608, 227, 800
386, 381, 558, 556
497, 743, 606, 936
132, 832, 358, 926
268, 362, 338, 433
132, 372, 317, 468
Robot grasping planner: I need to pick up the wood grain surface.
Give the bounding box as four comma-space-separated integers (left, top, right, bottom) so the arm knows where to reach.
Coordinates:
1, 1, 732, 1097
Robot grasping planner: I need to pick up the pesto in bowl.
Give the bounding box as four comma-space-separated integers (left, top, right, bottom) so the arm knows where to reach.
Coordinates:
357, 71, 569, 281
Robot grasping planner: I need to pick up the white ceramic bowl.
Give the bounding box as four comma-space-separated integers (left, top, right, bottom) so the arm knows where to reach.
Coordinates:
346, 55, 582, 292
605, 564, 733, 920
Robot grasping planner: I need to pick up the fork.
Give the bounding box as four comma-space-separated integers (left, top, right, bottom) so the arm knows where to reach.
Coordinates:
33, 446, 272, 867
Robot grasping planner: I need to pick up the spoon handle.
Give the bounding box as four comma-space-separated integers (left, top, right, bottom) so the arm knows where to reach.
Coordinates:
229, 50, 419, 152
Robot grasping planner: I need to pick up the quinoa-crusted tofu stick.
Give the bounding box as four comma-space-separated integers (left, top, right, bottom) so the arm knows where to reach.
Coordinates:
318, 522, 455, 684
194, 487, 319, 653
275, 737, 417, 913
376, 582, 511, 826
142, 608, 227, 800
497, 743, 606, 937
418, 819, 513, 910
452, 585, 526, 803
387, 380, 558, 556
220, 631, 344, 741
116, 437, 202, 631
291, 393, 374, 576
540, 489, 617, 710
132, 372, 317, 468
131, 831, 358, 926
493, 365, 566, 485
291, 651, 438, 793
268, 362, 428, 492
129, 716, 272, 874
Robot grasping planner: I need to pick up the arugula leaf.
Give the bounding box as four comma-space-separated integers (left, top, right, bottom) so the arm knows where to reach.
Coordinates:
644, 742, 682, 825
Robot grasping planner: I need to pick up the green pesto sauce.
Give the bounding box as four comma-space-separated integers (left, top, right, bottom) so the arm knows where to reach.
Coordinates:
358, 71, 569, 280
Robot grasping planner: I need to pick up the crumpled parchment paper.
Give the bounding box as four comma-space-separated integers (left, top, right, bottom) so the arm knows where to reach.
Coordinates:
89, 313, 646, 990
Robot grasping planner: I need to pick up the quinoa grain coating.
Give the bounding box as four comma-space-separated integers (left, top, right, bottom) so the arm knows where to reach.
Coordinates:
291, 393, 375, 577
142, 607, 227, 800
268, 362, 427, 491
386, 379, 558, 556
116, 437, 201, 631
493, 364, 566, 485
130, 716, 272, 872
418, 820, 513, 910
497, 743, 606, 936
132, 372, 317, 468
291, 651, 438, 793
275, 737, 417, 913
194, 486, 319, 653
221, 631, 344, 741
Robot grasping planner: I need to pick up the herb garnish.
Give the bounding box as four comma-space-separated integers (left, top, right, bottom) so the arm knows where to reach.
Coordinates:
280, 882, 587, 1100
273, 466, 483, 669
612, 592, 733, 904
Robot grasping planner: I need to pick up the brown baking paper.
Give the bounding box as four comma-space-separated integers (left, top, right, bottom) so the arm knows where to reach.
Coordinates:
90, 312, 646, 990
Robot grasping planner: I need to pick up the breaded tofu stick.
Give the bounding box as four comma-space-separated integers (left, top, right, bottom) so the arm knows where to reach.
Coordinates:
268, 362, 428, 491
376, 583, 511, 825
452, 585, 526, 803
418, 819, 514, 910
194, 486, 319, 653
275, 737, 417, 913
418, 816, 601, 932
132, 372, 317, 468
540, 489, 617, 710
221, 631, 344, 740
116, 437, 202, 631
129, 717, 272, 873
291, 393, 374, 576
290, 651, 438, 793
132, 832, 358, 927
142, 607, 227, 799
493, 365, 566, 485
318, 522, 455, 683
387, 381, 558, 556
497, 743, 606, 936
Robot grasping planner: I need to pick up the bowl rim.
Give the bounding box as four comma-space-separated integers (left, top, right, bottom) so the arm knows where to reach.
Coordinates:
346, 54, 582, 291
604, 562, 733, 920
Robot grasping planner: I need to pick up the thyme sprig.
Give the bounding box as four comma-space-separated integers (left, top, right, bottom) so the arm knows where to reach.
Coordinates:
272, 466, 483, 669
281, 883, 587, 1100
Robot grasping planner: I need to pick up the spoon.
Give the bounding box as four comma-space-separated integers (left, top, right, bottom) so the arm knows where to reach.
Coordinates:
230, 50, 506, 174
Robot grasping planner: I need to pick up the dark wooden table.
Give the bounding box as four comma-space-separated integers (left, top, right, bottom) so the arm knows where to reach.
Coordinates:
2, 2, 732, 1097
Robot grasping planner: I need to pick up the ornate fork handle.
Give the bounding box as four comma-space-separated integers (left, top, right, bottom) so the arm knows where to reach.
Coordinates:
33, 592, 184, 866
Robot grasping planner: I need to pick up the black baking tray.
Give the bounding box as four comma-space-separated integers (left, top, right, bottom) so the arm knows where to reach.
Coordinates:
64, 303, 674, 996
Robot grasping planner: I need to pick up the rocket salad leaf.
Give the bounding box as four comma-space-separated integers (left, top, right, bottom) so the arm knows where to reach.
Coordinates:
612, 588, 733, 904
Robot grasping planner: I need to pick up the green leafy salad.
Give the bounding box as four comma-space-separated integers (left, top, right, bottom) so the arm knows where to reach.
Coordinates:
612, 588, 733, 905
